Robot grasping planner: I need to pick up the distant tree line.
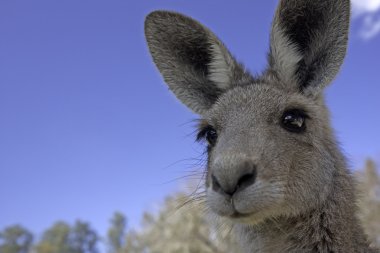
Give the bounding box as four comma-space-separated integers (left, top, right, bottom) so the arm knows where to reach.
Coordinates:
1, 159, 380, 253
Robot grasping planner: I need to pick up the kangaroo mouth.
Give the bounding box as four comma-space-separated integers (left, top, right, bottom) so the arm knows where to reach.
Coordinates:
229, 211, 252, 219
223, 210, 263, 225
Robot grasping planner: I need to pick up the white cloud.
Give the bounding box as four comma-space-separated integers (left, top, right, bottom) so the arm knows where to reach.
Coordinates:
351, 0, 380, 15
351, 0, 380, 40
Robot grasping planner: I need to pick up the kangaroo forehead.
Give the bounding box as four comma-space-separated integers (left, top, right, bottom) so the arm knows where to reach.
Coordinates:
209, 84, 311, 118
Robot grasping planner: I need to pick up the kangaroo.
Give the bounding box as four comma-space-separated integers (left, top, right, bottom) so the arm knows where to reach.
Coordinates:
144, 0, 379, 252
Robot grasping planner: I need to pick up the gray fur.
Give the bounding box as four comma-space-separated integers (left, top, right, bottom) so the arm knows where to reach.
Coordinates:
145, 1, 379, 252
144, 11, 252, 114
269, 0, 351, 96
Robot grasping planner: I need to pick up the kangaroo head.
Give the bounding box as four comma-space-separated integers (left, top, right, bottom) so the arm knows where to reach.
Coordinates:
145, 0, 350, 225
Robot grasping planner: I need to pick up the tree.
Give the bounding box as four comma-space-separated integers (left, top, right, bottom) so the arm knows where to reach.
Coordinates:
35, 221, 99, 253
35, 222, 71, 253
0, 225, 33, 253
70, 221, 99, 253
107, 212, 126, 253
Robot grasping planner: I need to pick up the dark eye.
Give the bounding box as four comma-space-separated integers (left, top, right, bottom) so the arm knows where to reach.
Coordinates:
281, 109, 308, 133
197, 125, 218, 146
205, 127, 218, 146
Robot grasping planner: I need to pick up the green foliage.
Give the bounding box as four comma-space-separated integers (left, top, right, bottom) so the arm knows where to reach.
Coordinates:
70, 221, 99, 253
0, 225, 33, 253
107, 212, 126, 253
34, 221, 99, 253
35, 221, 71, 253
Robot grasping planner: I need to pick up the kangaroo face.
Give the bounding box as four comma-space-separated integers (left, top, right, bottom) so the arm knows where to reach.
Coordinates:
200, 84, 334, 223
145, 0, 350, 225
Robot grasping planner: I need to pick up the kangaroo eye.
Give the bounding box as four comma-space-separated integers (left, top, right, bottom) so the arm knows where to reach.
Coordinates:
205, 127, 218, 146
197, 125, 218, 146
281, 109, 308, 133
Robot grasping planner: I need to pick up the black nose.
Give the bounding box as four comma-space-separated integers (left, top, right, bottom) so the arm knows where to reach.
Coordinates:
211, 162, 257, 196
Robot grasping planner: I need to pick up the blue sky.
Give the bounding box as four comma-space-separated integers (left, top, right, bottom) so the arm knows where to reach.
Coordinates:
0, 0, 379, 246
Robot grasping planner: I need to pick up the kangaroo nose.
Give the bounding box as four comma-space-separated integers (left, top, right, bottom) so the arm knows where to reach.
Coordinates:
211, 160, 257, 196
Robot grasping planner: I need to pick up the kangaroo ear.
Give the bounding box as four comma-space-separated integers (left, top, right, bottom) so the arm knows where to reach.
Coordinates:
269, 0, 350, 96
145, 11, 249, 114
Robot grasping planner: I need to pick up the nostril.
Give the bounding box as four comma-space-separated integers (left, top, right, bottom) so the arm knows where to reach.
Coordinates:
212, 174, 236, 196
236, 170, 256, 192
211, 174, 222, 193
